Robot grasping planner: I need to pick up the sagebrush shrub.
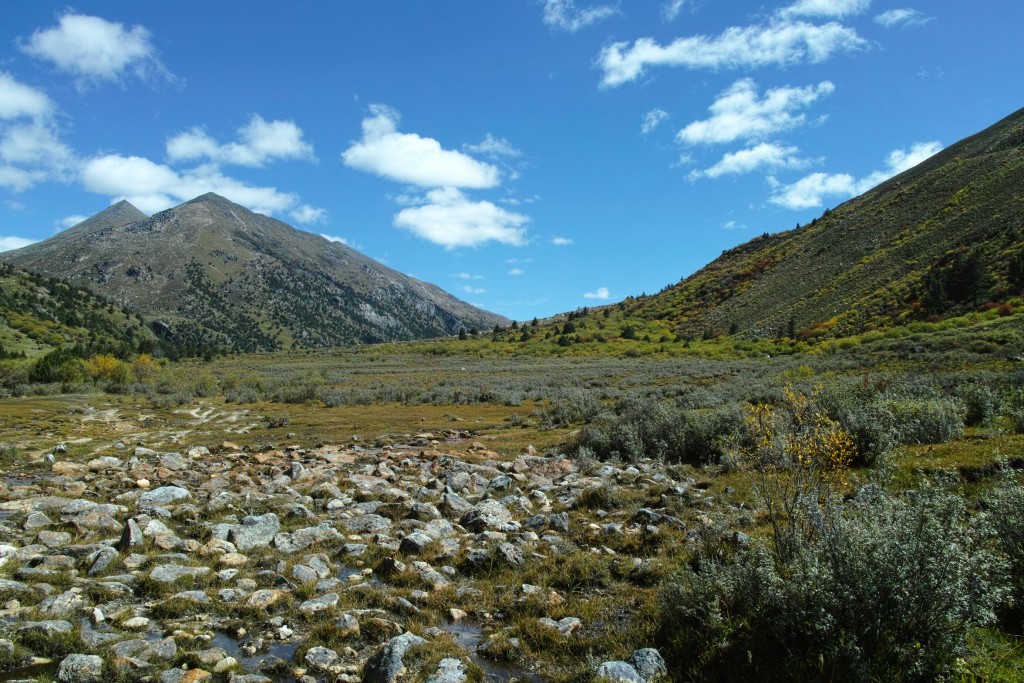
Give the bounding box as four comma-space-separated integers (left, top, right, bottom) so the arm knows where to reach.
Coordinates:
659, 487, 1007, 683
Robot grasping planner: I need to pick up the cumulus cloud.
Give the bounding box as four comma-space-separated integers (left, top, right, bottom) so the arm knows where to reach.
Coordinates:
641, 108, 670, 135
662, 0, 686, 22
79, 154, 325, 222
0, 236, 37, 252
0, 72, 53, 120
464, 133, 521, 159
583, 286, 611, 300
393, 187, 529, 249
0, 73, 76, 191
782, 0, 871, 18
691, 142, 807, 179
551, 236, 574, 245
542, 0, 618, 33
20, 13, 176, 88
875, 8, 934, 28
167, 115, 316, 167
343, 105, 500, 188
597, 20, 865, 87
770, 140, 942, 209
678, 78, 834, 145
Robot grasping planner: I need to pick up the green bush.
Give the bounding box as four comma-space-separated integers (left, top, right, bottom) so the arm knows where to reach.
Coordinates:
884, 397, 966, 445
659, 487, 1007, 682
956, 383, 1001, 426
575, 399, 742, 463
986, 472, 1024, 629
818, 384, 897, 466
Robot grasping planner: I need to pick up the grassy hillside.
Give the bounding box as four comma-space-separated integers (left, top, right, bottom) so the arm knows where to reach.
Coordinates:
0, 262, 155, 359
619, 107, 1024, 341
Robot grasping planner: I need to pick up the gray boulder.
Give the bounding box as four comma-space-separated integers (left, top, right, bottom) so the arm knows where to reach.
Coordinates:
57, 654, 104, 682
363, 632, 427, 683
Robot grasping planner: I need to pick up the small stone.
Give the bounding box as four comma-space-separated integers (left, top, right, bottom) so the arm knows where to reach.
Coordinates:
596, 661, 644, 683
298, 593, 339, 614
304, 646, 340, 672
426, 658, 467, 683
122, 616, 150, 630
138, 485, 191, 507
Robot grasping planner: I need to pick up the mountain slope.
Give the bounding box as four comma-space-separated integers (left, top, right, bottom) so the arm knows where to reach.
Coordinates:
2, 194, 507, 352
0, 263, 155, 358
626, 107, 1024, 340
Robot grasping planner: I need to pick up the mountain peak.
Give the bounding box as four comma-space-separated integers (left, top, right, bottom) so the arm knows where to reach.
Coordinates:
61, 199, 148, 236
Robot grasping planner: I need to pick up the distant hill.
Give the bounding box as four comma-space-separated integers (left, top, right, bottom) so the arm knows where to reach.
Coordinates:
2, 193, 508, 352
620, 107, 1024, 341
0, 263, 155, 359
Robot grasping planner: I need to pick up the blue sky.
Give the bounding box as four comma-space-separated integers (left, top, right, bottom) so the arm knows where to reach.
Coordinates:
1, 1, 1021, 321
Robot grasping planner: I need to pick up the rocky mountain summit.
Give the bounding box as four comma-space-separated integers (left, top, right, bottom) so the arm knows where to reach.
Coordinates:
0, 427, 698, 682
2, 194, 507, 352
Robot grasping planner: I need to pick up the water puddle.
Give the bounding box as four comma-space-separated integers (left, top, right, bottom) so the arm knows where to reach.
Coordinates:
439, 620, 546, 683
210, 632, 300, 681
0, 658, 58, 682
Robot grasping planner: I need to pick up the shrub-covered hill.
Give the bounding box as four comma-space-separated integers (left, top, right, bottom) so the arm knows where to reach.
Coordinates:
0, 263, 156, 359
2, 193, 508, 353
621, 106, 1024, 341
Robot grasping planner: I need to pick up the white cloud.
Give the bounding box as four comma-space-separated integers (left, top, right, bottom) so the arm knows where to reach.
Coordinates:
457, 272, 485, 280
783, 0, 871, 18
462, 285, 486, 295
0, 236, 37, 252
79, 154, 324, 219
551, 236, 574, 246
0, 74, 76, 191
662, 0, 686, 22
321, 234, 349, 245
464, 133, 521, 159
167, 115, 315, 167
0, 72, 53, 120
721, 220, 746, 230
641, 108, 670, 135
770, 140, 942, 209
597, 20, 865, 88
542, 0, 618, 33
393, 187, 529, 249
583, 286, 611, 300
58, 214, 88, 229
691, 142, 807, 179
678, 78, 834, 145
343, 104, 500, 189
20, 13, 175, 88
874, 8, 933, 28
290, 204, 326, 225
508, 268, 524, 276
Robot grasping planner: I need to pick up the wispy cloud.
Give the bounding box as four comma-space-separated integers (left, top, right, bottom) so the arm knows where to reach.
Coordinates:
661, 0, 686, 22
19, 13, 177, 89
874, 8, 934, 28
583, 286, 611, 300
641, 108, 670, 135
551, 236, 574, 246
457, 272, 485, 280
542, 0, 618, 33
462, 284, 486, 295
464, 133, 521, 159
508, 268, 524, 276
782, 0, 871, 19
597, 20, 865, 88
770, 141, 942, 209
678, 78, 834, 145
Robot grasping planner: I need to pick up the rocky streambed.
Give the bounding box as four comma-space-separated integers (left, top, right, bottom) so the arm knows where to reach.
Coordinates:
0, 432, 725, 682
